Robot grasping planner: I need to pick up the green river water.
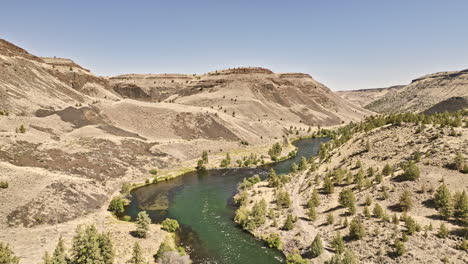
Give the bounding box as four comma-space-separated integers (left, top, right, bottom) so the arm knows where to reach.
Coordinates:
124, 137, 328, 264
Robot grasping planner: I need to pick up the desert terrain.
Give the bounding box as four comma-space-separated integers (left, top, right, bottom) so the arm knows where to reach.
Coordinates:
0, 39, 371, 263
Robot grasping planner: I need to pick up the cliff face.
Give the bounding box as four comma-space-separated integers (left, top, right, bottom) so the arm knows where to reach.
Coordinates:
365, 69, 468, 114
0, 39, 117, 113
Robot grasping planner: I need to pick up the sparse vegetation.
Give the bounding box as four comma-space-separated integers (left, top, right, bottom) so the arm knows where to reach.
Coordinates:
161, 218, 179, 232
0, 241, 19, 264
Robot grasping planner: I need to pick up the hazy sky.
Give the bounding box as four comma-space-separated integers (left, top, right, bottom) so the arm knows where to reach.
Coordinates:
2, 0, 467, 90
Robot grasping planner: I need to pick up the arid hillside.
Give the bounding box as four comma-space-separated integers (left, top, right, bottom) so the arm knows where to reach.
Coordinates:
235, 111, 468, 263
109, 68, 372, 128
336, 85, 404, 108
0, 39, 372, 263
365, 70, 468, 114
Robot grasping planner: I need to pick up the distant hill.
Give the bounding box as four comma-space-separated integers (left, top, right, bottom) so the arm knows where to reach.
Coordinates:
423, 96, 468, 114
336, 85, 405, 108
364, 69, 468, 113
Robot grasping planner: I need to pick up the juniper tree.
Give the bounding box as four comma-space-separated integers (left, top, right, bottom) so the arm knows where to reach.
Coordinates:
399, 189, 413, 212
129, 242, 144, 264
50, 236, 67, 264
437, 223, 449, 238
401, 161, 420, 181
323, 175, 334, 194
70, 225, 104, 264
434, 183, 453, 219
308, 205, 318, 221
283, 214, 295, 231
326, 213, 335, 225
453, 190, 468, 222
298, 156, 308, 171
382, 163, 392, 176
331, 231, 345, 254
135, 211, 151, 238
291, 162, 298, 173
98, 233, 114, 264
373, 203, 384, 218
394, 238, 406, 257
349, 217, 366, 239
310, 234, 324, 258
308, 188, 321, 208
202, 150, 209, 164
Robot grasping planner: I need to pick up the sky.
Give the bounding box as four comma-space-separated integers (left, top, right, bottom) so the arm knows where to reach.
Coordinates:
1, 0, 468, 90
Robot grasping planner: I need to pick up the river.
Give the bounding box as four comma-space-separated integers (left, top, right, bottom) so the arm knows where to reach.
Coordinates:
124, 137, 328, 264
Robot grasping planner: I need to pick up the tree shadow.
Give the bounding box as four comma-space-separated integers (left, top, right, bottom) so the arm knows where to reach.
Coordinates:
390, 174, 409, 182
129, 230, 143, 238
422, 198, 436, 209
323, 205, 342, 214
387, 204, 403, 212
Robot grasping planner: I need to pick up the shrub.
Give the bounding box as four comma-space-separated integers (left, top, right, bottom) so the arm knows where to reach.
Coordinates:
453, 153, 465, 171
0, 181, 8, 189
373, 203, 384, 218
276, 190, 291, 208
349, 217, 365, 239
326, 249, 358, 264
375, 173, 383, 184
437, 223, 449, 238
326, 213, 335, 225
338, 188, 355, 207
308, 205, 317, 221
202, 150, 209, 164
129, 242, 144, 264
399, 189, 413, 212
394, 238, 406, 257
266, 233, 281, 249
400, 161, 420, 181
291, 162, 298, 172
161, 218, 179, 232
286, 252, 308, 264
404, 215, 419, 235
382, 163, 393, 176
283, 214, 295, 231
220, 153, 231, 167
310, 234, 324, 257
149, 168, 158, 175
268, 142, 282, 160
323, 175, 334, 194
0, 241, 19, 264
308, 189, 321, 207
250, 199, 267, 228
298, 156, 308, 171
155, 241, 173, 260
108, 197, 126, 214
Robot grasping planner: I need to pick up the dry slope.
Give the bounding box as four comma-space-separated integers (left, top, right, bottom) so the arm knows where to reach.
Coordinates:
366, 69, 468, 114
236, 112, 468, 263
